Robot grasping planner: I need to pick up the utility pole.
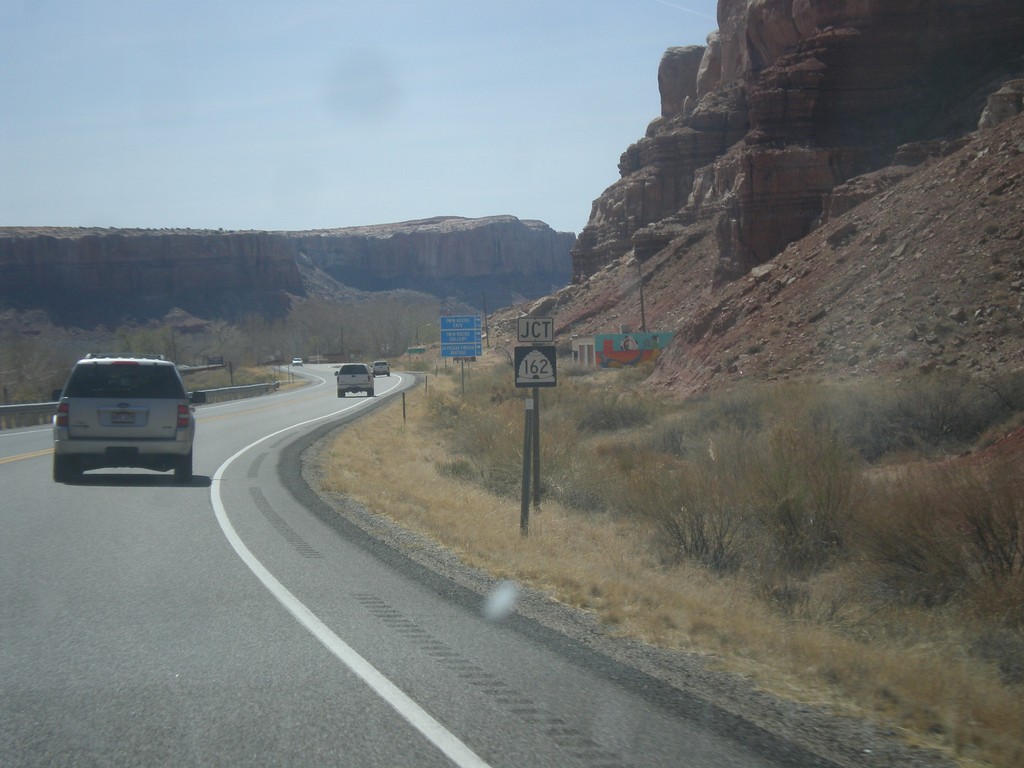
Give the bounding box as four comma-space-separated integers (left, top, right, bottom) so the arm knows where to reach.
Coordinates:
637, 258, 647, 333
482, 292, 490, 349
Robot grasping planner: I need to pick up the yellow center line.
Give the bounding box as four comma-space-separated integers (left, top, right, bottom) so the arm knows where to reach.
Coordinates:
0, 448, 53, 465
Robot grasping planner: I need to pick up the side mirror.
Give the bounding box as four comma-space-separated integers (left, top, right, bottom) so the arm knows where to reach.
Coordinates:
51, 389, 63, 401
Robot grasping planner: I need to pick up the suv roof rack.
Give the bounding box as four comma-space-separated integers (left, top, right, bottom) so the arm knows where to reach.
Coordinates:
85, 353, 166, 360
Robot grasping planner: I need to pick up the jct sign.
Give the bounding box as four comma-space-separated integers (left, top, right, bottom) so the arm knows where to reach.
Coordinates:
517, 316, 554, 344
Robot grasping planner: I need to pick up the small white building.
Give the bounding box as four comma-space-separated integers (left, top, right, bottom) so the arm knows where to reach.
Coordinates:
570, 336, 596, 367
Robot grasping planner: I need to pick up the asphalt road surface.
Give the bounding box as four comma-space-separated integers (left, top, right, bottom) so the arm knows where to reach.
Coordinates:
1, 365, 832, 767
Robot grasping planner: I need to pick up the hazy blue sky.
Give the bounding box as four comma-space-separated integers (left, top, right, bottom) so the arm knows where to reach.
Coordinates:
1, 0, 718, 235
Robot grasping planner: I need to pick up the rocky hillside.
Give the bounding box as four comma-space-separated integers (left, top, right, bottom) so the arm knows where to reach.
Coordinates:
0, 216, 573, 327
493, 0, 1024, 396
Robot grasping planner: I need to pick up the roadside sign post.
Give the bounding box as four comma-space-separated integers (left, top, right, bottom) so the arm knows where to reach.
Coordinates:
514, 317, 556, 536
532, 387, 541, 509
520, 398, 533, 537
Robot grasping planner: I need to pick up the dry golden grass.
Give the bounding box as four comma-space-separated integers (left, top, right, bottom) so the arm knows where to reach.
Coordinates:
320, 362, 1024, 768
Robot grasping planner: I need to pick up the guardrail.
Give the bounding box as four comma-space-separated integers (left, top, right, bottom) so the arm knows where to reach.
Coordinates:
187, 382, 280, 405
0, 381, 281, 430
0, 402, 56, 430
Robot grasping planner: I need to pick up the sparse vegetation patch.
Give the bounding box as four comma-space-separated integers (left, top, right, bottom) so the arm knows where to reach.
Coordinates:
327, 358, 1024, 767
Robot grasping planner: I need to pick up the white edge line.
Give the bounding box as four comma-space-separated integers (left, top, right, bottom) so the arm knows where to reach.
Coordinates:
210, 377, 491, 768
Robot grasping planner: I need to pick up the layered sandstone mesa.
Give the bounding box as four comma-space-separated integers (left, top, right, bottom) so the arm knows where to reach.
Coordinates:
571, 0, 1024, 284
0, 216, 574, 326
291, 215, 574, 308
0, 228, 303, 325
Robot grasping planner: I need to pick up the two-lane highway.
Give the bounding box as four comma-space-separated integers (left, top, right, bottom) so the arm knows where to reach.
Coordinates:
1, 365, 827, 767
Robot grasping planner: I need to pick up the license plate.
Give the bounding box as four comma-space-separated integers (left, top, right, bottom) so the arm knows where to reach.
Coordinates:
111, 411, 135, 424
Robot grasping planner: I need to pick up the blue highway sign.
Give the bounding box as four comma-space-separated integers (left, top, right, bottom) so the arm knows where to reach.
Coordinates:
441, 315, 482, 358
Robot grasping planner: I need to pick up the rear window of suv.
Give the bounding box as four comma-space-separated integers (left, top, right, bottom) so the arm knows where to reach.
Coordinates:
63, 363, 187, 399
339, 364, 369, 375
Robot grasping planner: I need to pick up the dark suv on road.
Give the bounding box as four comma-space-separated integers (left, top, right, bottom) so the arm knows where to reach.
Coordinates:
52, 354, 196, 483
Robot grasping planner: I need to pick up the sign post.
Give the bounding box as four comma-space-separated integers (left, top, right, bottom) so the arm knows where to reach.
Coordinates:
532, 387, 541, 509
521, 398, 533, 537
514, 317, 557, 534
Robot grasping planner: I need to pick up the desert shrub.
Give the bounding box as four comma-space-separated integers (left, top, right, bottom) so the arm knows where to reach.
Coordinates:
540, 436, 617, 513
972, 627, 1024, 685
954, 458, 1024, 590
984, 367, 1024, 412
645, 416, 699, 458
424, 371, 534, 500
687, 385, 768, 436
526, 393, 628, 513
447, 400, 523, 496
890, 372, 1011, 454
424, 367, 592, 503
856, 470, 969, 607
622, 384, 862, 577
561, 362, 595, 379
425, 390, 463, 430
573, 389, 657, 432
820, 382, 914, 461
621, 427, 759, 572
745, 406, 862, 578
794, 371, 1024, 462
857, 458, 1023, 616
612, 361, 656, 385
435, 458, 477, 481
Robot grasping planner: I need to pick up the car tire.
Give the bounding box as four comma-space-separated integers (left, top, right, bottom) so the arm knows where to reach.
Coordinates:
338, 391, 346, 398
53, 455, 79, 483
174, 451, 193, 484
368, 389, 375, 397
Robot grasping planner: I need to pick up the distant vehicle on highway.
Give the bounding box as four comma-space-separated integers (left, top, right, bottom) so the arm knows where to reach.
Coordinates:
335, 363, 374, 397
371, 360, 390, 377
52, 353, 196, 483
291, 357, 304, 366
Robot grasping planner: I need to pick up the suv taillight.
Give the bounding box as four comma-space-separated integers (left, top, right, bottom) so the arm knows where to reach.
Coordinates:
55, 402, 69, 427
177, 405, 191, 429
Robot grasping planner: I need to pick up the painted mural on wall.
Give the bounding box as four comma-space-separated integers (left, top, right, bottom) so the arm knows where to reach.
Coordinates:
595, 332, 673, 368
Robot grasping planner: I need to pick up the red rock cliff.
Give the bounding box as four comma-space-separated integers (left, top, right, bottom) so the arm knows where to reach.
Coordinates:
571, 0, 1024, 284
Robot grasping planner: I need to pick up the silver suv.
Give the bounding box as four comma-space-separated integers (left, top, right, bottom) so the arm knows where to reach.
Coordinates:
53, 354, 196, 483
